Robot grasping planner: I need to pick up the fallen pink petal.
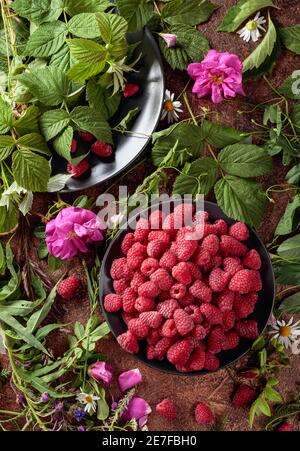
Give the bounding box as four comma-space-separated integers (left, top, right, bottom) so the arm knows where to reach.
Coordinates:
88, 361, 113, 385
118, 368, 142, 392
160, 33, 177, 48
122, 396, 152, 427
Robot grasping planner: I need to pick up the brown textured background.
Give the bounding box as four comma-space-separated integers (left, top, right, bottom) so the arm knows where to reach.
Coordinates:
1, 0, 300, 431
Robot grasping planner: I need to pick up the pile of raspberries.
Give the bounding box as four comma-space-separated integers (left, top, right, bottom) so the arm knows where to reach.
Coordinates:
103, 204, 262, 372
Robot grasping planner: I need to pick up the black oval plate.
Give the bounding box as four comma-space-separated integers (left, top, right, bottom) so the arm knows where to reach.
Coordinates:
99, 201, 275, 376
52, 28, 165, 192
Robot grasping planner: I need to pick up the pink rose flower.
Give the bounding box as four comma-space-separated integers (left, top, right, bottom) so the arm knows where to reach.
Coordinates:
118, 368, 142, 392
122, 396, 151, 428
160, 33, 177, 48
88, 362, 113, 385
187, 50, 245, 104
45, 207, 105, 260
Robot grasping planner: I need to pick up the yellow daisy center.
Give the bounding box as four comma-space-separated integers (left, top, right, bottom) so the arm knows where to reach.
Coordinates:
279, 326, 292, 337
85, 395, 94, 404
210, 74, 224, 85
246, 20, 257, 31
164, 100, 174, 112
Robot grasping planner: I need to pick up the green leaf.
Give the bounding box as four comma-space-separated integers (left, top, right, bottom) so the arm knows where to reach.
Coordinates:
277, 235, 300, 260
40, 109, 70, 142
162, 0, 217, 26
16, 133, 51, 156
116, 108, 140, 132
96, 13, 128, 44
63, 0, 111, 16
47, 254, 63, 271
214, 175, 267, 227
0, 136, 15, 162
280, 25, 300, 55
0, 97, 13, 134
12, 149, 51, 192
71, 106, 112, 143
264, 387, 282, 403
38, 241, 49, 259
12, 0, 62, 24
279, 292, 300, 314
68, 13, 100, 38
86, 81, 120, 119
27, 285, 57, 333
273, 261, 300, 285
116, 0, 154, 33
67, 38, 107, 64
173, 158, 218, 196
291, 103, 300, 128
218, 0, 275, 32
17, 66, 70, 106
286, 163, 300, 185
249, 399, 260, 429
0, 204, 19, 234
257, 397, 271, 416
13, 106, 40, 136
50, 45, 73, 72
218, 144, 273, 177
52, 126, 73, 162
201, 120, 249, 148
275, 194, 300, 236
251, 336, 266, 351
279, 72, 300, 100
24, 22, 67, 57
47, 174, 72, 192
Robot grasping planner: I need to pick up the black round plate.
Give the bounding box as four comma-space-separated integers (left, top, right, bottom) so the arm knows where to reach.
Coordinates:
99, 201, 275, 375
52, 28, 165, 192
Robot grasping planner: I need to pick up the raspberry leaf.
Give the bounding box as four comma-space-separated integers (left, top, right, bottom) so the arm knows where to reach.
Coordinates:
70, 106, 112, 143
277, 235, 300, 259
0, 97, 13, 134
12, 0, 62, 24
115, 0, 154, 33
161, 0, 217, 27
63, 0, 110, 16
39, 109, 70, 142
173, 157, 218, 196
275, 194, 300, 236
279, 73, 300, 100
24, 22, 68, 57
12, 148, 51, 192
279, 292, 300, 314
67, 13, 100, 39
200, 120, 249, 148
280, 25, 300, 55
218, 144, 273, 178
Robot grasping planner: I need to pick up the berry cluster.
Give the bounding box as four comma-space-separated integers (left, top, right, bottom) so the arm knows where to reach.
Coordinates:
104, 205, 262, 372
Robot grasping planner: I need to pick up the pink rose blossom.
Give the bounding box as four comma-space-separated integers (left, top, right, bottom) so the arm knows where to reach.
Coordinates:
45, 207, 105, 260
160, 33, 177, 48
187, 50, 245, 104
122, 396, 151, 428
88, 362, 113, 385
118, 368, 142, 392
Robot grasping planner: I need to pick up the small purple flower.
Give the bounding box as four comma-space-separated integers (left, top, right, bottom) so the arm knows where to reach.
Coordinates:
54, 401, 64, 413
41, 392, 50, 402
16, 394, 25, 406
78, 425, 85, 432
88, 361, 113, 385
111, 401, 118, 410
160, 33, 177, 48
118, 368, 142, 392
74, 408, 86, 422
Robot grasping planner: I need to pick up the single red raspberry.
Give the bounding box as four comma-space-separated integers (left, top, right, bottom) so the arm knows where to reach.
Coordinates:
214, 219, 228, 235
71, 138, 77, 153
220, 235, 248, 257
192, 325, 207, 340
243, 249, 262, 270
104, 293, 122, 312
204, 254, 223, 273
234, 293, 256, 320
113, 278, 129, 295
122, 311, 136, 326
173, 203, 195, 222
110, 257, 131, 280
276, 421, 294, 431
167, 338, 193, 365
175, 237, 197, 262
222, 310, 236, 331
150, 268, 173, 291
155, 337, 175, 359
91, 140, 113, 157
78, 131, 94, 142
161, 319, 178, 338
189, 280, 212, 303
207, 326, 226, 353
138, 281, 160, 298
141, 258, 159, 277
156, 399, 177, 421
162, 213, 177, 234
149, 210, 165, 229
135, 296, 155, 312
147, 240, 167, 258
199, 304, 223, 325
193, 210, 209, 225
130, 271, 146, 292
173, 309, 194, 336
139, 311, 163, 329
223, 257, 243, 276
127, 254, 144, 270
186, 262, 202, 280
67, 159, 90, 178
117, 331, 139, 354
134, 218, 149, 242
223, 331, 240, 350
216, 289, 235, 312
208, 268, 230, 292
57, 275, 80, 300
127, 242, 147, 257
128, 318, 149, 338
179, 292, 195, 307
123, 82, 140, 98
202, 234, 220, 256
159, 250, 177, 270
187, 348, 206, 371
187, 305, 203, 324
147, 345, 156, 360
229, 269, 262, 294
122, 287, 136, 313
157, 299, 179, 318
147, 329, 161, 345
239, 368, 260, 379
229, 222, 249, 241
203, 223, 218, 237
235, 320, 259, 339
121, 233, 135, 255
193, 247, 211, 267
172, 262, 192, 285
232, 385, 256, 408
195, 402, 215, 425
170, 283, 186, 300
148, 230, 170, 243
204, 352, 220, 371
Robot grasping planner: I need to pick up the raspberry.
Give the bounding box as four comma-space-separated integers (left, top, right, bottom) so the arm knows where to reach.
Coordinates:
192, 324, 207, 340
199, 304, 223, 325
57, 275, 80, 300
204, 352, 220, 371
222, 311, 236, 331
189, 280, 212, 303
175, 363, 189, 372
187, 305, 203, 323
104, 293, 122, 312
179, 292, 195, 307
234, 293, 256, 320
186, 262, 202, 280
140, 311, 163, 329
128, 318, 149, 338
130, 271, 146, 292
236, 320, 259, 339
123, 82, 140, 97
193, 210, 209, 225
243, 249, 262, 270
216, 289, 235, 312
232, 385, 256, 408
173, 203, 195, 222
141, 258, 159, 277
203, 223, 218, 237
239, 369, 260, 379
113, 278, 129, 295
223, 331, 240, 350
147, 240, 167, 258
117, 331, 139, 354
157, 299, 179, 318
229, 222, 249, 241
110, 257, 131, 280
277, 421, 294, 431
187, 348, 206, 371
208, 268, 230, 292
159, 250, 177, 270
78, 131, 94, 142
128, 242, 147, 257
122, 311, 136, 326
134, 218, 149, 242
148, 231, 170, 243
155, 337, 175, 359
91, 140, 113, 157
229, 269, 262, 294
67, 159, 90, 178
202, 234, 220, 256
220, 236, 248, 257
204, 254, 223, 273
207, 326, 226, 353
147, 345, 156, 360
173, 309, 194, 336
149, 210, 164, 229
147, 329, 161, 345
161, 319, 178, 338
170, 283, 186, 300
223, 257, 243, 276
71, 138, 77, 153
121, 233, 135, 255
193, 247, 211, 267
162, 213, 177, 234
214, 219, 228, 235
138, 281, 160, 298
175, 237, 197, 262
195, 402, 215, 425
156, 399, 177, 421
122, 287, 136, 313
172, 262, 192, 285
150, 268, 173, 291
135, 296, 155, 312
127, 254, 144, 270
167, 339, 193, 365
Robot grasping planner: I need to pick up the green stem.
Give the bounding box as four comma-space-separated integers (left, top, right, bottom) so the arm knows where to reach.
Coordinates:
183, 92, 197, 126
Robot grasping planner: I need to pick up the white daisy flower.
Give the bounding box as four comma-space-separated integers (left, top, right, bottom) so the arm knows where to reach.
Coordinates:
237, 12, 266, 43
76, 389, 100, 414
161, 89, 183, 124
269, 317, 300, 350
